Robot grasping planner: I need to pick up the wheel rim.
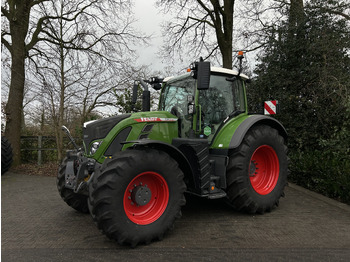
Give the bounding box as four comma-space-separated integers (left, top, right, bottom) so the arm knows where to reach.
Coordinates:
249, 145, 279, 195
123, 171, 169, 225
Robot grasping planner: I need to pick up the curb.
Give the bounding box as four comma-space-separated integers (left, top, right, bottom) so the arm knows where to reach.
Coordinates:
287, 182, 350, 212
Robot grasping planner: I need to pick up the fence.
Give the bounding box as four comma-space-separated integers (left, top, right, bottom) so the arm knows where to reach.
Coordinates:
20, 136, 81, 165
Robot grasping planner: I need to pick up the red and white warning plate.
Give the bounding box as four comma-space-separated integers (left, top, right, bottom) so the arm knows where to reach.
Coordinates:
264, 100, 277, 115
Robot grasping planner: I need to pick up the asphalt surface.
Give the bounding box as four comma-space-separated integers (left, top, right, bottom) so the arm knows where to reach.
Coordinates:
1, 172, 350, 262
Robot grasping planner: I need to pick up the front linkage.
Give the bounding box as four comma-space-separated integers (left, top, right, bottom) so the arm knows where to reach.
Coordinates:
61, 126, 96, 195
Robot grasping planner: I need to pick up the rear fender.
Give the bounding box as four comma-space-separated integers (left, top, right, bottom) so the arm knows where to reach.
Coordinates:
229, 115, 287, 149
211, 115, 287, 149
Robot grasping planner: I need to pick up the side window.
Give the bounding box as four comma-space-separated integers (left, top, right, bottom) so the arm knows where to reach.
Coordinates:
233, 80, 245, 112
198, 75, 245, 138
199, 75, 234, 126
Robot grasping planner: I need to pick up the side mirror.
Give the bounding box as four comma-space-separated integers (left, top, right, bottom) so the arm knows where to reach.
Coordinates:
192, 61, 211, 90
149, 77, 163, 90
152, 83, 162, 90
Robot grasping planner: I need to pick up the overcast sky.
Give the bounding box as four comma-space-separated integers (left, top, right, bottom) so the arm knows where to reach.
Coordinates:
132, 0, 257, 76
133, 0, 165, 71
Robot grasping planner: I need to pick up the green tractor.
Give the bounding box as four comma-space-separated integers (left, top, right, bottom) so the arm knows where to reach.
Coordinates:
57, 57, 288, 247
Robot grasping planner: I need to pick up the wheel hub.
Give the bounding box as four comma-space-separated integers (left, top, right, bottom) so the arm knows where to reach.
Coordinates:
131, 185, 152, 206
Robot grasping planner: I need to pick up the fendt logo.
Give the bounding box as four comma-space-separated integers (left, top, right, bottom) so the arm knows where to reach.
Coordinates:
134, 117, 178, 122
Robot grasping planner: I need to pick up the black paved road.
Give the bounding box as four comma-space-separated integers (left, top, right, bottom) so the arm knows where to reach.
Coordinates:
2, 172, 350, 261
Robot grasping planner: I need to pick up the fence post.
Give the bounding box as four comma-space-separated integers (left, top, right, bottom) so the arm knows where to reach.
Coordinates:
38, 136, 42, 166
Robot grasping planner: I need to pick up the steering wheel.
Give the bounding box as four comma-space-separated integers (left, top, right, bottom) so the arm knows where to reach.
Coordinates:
170, 106, 183, 118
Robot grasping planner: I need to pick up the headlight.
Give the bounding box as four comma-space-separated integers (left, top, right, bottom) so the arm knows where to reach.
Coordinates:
90, 141, 102, 155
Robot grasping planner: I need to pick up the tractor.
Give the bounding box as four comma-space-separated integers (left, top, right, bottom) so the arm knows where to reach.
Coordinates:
57, 55, 288, 247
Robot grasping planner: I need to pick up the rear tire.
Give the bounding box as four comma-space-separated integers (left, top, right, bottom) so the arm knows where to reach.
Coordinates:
226, 125, 288, 214
57, 158, 89, 213
89, 148, 186, 247
1, 137, 13, 175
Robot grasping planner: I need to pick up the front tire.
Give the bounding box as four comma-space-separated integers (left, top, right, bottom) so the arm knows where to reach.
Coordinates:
57, 158, 89, 213
89, 148, 186, 247
226, 125, 288, 214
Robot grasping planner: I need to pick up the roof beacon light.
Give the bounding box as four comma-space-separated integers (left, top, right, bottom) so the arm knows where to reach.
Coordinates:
237, 51, 244, 76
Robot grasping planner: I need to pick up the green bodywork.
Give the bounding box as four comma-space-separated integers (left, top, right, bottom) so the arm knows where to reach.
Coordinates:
210, 113, 249, 149
88, 111, 178, 164
86, 70, 252, 163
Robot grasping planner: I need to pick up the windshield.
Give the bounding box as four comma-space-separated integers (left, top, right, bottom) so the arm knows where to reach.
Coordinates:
160, 77, 195, 113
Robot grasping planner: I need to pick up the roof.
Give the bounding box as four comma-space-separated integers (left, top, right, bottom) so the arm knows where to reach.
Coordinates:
211, 67, 249, 80
163, 66, 249, 83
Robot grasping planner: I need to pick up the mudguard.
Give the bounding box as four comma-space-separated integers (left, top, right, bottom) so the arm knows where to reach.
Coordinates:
124, 139, 193, 168
211, 114, 287, 149
123, 139, 196, 191
229, 115, 287, 149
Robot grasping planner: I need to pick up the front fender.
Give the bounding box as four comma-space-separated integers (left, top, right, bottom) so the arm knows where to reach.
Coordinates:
122, 139, 195, 190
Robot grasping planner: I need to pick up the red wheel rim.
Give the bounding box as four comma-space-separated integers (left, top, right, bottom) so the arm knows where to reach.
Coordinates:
249, 145, 279, 195
123, 172, 169, 225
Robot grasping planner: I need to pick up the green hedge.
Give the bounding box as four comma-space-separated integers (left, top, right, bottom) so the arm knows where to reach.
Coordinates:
289, 149, 350, 204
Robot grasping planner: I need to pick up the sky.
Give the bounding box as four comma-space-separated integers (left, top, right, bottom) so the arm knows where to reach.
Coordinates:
132, 0, 258, 76
133, 0, 166, 71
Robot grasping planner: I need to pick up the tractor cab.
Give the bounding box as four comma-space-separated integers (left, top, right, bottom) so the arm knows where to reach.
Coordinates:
159, 66, 249, 141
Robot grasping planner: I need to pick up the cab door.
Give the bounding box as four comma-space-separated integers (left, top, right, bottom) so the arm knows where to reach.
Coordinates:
197, 74, 247, 141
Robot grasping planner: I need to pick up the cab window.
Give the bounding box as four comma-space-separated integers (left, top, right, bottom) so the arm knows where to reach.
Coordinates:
198, 75, 246, 138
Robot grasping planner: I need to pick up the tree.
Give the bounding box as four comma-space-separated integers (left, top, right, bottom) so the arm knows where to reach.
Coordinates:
1, 0, 37, 165
248, 0, 350, 202
1, 0, 141, 164
111, 65, 162, 114
157, 0, 236, 68
250, 0, 350, 149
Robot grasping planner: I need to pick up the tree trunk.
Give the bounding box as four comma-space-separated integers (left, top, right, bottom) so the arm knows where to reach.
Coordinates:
4, 46, 26, 166
221, 42, 233, 69
4, 4, 30, 166
215, 0, 234, 69
56, 7, 66, 162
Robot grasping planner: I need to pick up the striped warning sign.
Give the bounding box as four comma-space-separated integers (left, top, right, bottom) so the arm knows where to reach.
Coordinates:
264, 100, 277, 115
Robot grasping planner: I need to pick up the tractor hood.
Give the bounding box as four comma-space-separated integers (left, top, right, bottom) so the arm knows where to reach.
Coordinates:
83, 114, 131, 151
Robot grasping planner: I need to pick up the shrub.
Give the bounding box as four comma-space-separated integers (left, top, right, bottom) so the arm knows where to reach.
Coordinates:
289, 146, 350, 204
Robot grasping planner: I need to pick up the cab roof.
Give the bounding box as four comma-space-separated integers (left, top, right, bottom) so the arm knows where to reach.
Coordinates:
163, 66, 249, 83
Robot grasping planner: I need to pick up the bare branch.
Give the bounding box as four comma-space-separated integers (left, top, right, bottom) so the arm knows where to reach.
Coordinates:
1, 37, 12, 53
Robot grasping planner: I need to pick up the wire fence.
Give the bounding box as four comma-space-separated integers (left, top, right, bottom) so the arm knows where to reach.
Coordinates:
20, 136, 81, 165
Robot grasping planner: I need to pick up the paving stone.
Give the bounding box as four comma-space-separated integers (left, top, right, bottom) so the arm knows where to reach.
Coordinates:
2, 172, 350, 261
